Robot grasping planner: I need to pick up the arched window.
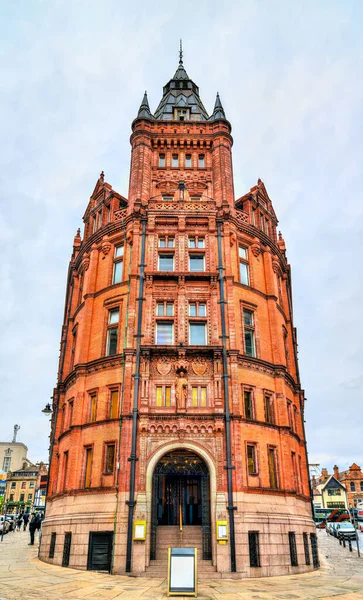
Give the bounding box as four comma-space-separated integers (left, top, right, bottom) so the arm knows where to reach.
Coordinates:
360, 481, 363, 492
350, 481, 356, 492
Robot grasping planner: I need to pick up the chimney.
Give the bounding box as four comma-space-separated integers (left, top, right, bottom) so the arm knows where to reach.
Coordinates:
333, 465, 339, 480
321, 468, 329, 481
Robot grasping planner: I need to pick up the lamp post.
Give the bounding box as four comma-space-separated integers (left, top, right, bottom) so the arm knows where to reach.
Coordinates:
41, 401, 53, 514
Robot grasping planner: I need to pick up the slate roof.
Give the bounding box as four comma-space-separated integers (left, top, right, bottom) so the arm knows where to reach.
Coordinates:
153, 57, 209, 121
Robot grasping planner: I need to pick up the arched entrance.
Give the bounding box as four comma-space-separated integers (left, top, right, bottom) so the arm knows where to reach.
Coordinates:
150, 449, 212, 560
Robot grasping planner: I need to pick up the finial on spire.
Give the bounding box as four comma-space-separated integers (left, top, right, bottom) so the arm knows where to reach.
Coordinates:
100, 170, 104, 181
179, 39, 183, 64
210, 92, 226, 121
136, 90, 154, 120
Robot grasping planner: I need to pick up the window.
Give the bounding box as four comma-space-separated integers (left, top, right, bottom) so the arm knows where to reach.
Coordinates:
360, 482, 363, 492
84, 447, 93, 488
248, 532, 260, 567
243, 309, 255, 357
189, 254, 205, 272
158, 236, 175, 247
68, 400, 74, 428
78, 272, 84, 305
191, 386, 207, 407
264, 393, 275, 424
289, 532, 298, 566
287, 400, 294, 431
291, 452, 298, 492
172, 154, 179, 168
159, 154, 165, 167
96, 210, 102, 230
156, 386, 171, 407
189, 302, 206, 317
158, 254, 174, 271
328, 488, 341, 496
70, 327, 77, 371
185, 154, 192, 167
2, 457, 11, 471
189, 322, 206, 345
351, 482, 356, 492
188, 237, 205, 248
247, 445, 257, 475
157, 302, 174, 316
49, 533, 56, 559
92, 215, 97, 233
244, 390, 254, 420
89, 394, 97, 423
106, 307, 119, 356
156, 322, 173, 345
21, 482, 26, 489
63, 451, 69, 491
239, 246, 250, 285
268, 447, 278, 489
11, 482, 16, 489
106, 205, 111, 223
105, 444, 115, 474
29, 481, 34, 488
162, 195, 174, 202
112, 245, 124, 284
10, 494, 14, 502
198, 154, 205, 168
109, 390, 119, 419
20, 493, 25, 502
303, 532, 311, 565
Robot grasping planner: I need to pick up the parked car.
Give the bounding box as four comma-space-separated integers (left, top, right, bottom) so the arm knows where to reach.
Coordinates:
326, 522, 336, 535
336, 522, 357, 540
0, 516, 10, 534
5, 515, 16, 531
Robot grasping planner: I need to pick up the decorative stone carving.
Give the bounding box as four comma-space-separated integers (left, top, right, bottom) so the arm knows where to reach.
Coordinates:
175, 370, 188, 410
101, 237, 111, 255
157, 360, 171, 376
192, 357, 208, 376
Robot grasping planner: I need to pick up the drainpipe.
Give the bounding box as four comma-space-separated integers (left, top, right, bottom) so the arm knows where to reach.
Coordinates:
125, 217, 147, 573
216, 220, 237, 573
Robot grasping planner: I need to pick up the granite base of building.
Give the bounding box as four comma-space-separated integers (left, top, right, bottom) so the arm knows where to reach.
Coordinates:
39, 490, 317, 578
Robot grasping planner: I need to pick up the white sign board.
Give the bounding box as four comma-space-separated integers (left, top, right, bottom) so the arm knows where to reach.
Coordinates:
168, 547, 197, 597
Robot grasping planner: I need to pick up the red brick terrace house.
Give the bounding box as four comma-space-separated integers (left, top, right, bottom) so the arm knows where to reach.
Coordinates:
39, 50, 317, 578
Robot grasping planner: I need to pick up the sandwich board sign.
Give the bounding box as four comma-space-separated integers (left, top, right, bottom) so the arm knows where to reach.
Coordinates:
167, 547, 197, 597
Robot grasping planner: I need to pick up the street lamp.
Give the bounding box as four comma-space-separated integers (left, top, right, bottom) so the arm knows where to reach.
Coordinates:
42, 403, 52, 415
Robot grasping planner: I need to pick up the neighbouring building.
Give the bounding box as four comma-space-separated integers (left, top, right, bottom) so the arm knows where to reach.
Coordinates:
336, 464, 363, 507
0, 441, 30, 474
4, 466, 39, 514
40, 49, 317, 577
312, 473, 348, 510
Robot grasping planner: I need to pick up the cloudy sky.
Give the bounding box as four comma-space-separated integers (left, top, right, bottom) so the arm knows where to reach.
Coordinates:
1, 0, 362, 475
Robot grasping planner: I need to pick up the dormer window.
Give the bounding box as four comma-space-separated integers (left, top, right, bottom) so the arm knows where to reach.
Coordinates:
174, 108, 190, 121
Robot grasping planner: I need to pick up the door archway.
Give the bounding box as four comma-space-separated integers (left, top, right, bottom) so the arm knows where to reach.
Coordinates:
150, 449, 212, 560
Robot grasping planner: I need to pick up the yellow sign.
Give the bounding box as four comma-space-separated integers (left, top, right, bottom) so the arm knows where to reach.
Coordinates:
216, 520, 228, 543
133, 520, 146, 541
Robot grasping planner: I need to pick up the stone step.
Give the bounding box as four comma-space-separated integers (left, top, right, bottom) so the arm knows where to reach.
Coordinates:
141, 570, 221, 580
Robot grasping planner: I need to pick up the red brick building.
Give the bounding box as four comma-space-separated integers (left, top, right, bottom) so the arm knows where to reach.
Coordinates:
335, 464, 363, 507
40, 52, 317, 577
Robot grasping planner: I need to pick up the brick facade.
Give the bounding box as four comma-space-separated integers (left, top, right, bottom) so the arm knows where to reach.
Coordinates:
39, 55, 316, 577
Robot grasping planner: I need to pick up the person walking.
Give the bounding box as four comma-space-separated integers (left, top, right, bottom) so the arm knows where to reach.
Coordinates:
28, 513, 37, 545
16, 514, 23, 531
23, 512, 29, 531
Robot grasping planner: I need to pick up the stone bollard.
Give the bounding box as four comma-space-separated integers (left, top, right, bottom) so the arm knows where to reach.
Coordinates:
348, 539, 352, 552
339, 537, 342, 545
343, 538, 346, 548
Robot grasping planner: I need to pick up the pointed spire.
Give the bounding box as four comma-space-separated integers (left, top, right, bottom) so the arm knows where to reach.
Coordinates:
137, 90, 154, 119
179, 39, 183, 64
210, 92, 226, 121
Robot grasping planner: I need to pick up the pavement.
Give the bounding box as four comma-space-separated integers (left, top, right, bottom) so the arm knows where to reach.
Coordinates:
0, 529, 362, 599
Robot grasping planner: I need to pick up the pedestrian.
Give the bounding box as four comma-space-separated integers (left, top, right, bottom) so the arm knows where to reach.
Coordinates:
28, 513, 37, 545
23, 512, 29, 531
16, 514, 23, 531
35, 513, 42, 533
